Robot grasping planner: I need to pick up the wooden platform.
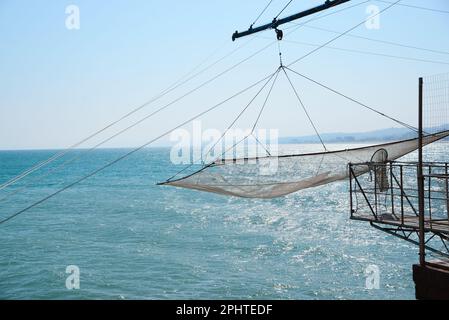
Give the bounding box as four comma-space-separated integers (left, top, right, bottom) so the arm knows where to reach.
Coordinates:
352, 214, 449, 235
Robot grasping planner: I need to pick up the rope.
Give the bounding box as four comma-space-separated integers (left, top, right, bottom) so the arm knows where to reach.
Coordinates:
249, 68, 282, 156
275, 0, 294, 19
0, 72, 278, 225
251, 133, 272, 156
2, 0, 363, 201
2, 2, 338, 203
282, 67, 327, 151
164, 0, 392, 181
251, 68, 281, 133
0, 0, 379, 223
374, 0, 449, 14
208, 69, 282, 162
274, 38, 449, 66
286, 0, 403, 67
0, 38, 252, 193
301, 25, 449, 56
277, 41, 283, 66
251, 0, 274, 28
282, 0, 371, 32
284, 66, 419, 133
0, 37, 273, 197
168, 68, 281, 181
201, 69, 279, 164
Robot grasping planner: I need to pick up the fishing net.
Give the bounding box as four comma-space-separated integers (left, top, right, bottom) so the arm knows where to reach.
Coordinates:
161, 131, 449, 198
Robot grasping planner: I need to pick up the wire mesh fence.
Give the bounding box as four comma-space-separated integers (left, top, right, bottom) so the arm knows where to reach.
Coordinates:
424, 72, 449, 135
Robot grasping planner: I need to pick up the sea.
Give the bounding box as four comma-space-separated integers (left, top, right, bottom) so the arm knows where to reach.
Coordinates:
0, 143, 447, 300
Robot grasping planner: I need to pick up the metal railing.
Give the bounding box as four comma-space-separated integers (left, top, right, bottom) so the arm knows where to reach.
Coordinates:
349, 161, 449, 258
350, 161, 449, 227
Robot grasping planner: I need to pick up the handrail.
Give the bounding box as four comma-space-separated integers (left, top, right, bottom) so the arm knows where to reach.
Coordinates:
349, 161, 449, 228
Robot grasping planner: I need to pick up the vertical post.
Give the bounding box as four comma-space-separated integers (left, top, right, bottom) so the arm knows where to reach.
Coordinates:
374, 164, 378, 217
400, 165, 404, 225
444, 163, 449, 221
390, 162, 395, 217
428, 166, 432, 228
349, 165, 354, 219
418, 77, 426, 267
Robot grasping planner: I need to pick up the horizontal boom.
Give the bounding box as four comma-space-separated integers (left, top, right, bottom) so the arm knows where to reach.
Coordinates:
232, 0, 351, 41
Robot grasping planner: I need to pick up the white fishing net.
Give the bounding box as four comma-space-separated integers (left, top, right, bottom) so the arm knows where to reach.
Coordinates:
162, 131, 449, 198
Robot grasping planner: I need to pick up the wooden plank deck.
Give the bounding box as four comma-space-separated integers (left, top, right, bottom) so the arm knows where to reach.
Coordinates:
352, 214, 449, 234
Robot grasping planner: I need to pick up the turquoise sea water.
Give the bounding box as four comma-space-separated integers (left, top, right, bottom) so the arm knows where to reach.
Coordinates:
0, 144, 446, 300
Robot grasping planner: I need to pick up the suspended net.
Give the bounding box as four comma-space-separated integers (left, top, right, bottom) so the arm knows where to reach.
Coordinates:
160, 131, 449, 198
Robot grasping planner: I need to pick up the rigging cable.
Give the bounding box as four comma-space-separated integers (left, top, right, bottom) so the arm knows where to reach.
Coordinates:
0, 0, 371, 202
267, 0, 423, 151
286, 0, 403, 67
280, 1, 421, 132
275, 0, 294, 19
281, 0, 370, 32
277, 41, 284, 66
169, 67, 281, 181
0, 37, 261, 193
284, 66, 419, 133
282, 67, 327, 150
199, 69, 281, 167
201, 68, 279, 164
301, 25, 449, 56
1, 0, 399, 222
374, 0, 449, 14
0, 71, 280, 225
0, 44, 275, 204
272, 38, 449, 66
0, 35, 266, 192
248, 69, 282, 156
251, 0, 275, 29
251, 69, 281, 134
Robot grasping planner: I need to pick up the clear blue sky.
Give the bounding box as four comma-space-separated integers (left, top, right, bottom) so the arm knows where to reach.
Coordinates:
0, 0, 448, 149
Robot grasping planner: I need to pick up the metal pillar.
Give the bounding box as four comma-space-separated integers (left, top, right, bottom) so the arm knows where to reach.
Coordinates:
418, 77, 426, 266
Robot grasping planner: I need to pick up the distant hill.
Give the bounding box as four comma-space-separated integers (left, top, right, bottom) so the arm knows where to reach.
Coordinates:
280, 125, 449, 144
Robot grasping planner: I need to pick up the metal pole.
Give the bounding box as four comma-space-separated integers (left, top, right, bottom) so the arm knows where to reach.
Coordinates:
444, 163, 449, 221
400, 165, 404, 224
428, 166, 432, 228
390, 162, 395, 217
374, 164, 378, 218
349, 164, 354, 218
418, 77, 426, 267
232, 0, 351, 41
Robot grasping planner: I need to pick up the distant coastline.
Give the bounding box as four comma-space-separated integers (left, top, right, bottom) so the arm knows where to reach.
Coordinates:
1, 126, 448, 151
279, 125, 448, 144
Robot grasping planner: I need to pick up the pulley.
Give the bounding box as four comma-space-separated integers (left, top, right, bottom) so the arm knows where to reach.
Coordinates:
275, 28, 283, 41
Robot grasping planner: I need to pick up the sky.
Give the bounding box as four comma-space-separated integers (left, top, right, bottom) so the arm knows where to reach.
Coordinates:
0, 0, 448, 149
